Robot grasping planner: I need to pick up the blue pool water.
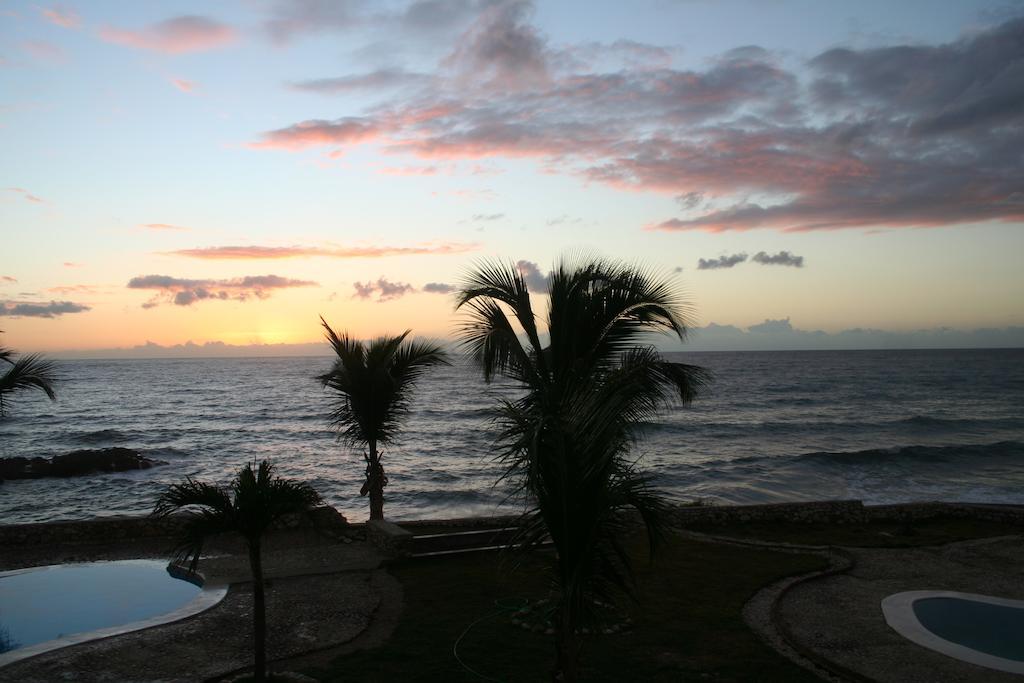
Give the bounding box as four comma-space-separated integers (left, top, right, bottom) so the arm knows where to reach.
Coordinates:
0, 560, 201, 653
913, 597, 1024, 662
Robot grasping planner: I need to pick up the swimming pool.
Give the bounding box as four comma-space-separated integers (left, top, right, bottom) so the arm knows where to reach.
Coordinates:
882, 590, 1024, 675
0, 559, 226, 667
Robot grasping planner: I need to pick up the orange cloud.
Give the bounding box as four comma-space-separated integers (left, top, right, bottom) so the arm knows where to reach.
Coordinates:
164, 243, 478, 260
100, 15, 235, 54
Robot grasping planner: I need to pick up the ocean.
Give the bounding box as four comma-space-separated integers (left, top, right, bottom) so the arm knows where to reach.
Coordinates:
1, 348, 1022, 525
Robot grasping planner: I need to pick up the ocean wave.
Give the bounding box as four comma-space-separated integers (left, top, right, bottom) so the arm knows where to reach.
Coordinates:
68, 428, 131, 444
796, 441, 1024, 465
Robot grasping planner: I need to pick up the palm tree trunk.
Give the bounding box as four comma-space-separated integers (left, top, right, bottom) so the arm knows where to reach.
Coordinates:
368, 439, 384, 520
557, 605, 579, 683
249, 541, 267, 682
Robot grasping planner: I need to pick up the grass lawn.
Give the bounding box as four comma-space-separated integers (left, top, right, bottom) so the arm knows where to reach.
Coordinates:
684, 515, 1020, 548
305, 534, 826, 682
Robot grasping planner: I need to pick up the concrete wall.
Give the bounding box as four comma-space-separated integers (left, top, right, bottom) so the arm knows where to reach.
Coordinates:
0, 505, 348, 548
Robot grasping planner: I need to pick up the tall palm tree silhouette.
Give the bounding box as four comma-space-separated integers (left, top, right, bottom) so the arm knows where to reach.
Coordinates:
317, 317, 449, 520
457, 256, 709, 682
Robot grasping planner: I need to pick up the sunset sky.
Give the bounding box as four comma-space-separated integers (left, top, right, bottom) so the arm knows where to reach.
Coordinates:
2, 0, 1023, 354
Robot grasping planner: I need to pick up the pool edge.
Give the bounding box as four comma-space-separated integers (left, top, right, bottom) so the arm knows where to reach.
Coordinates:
882, 590, 1024, 675
0, 562, 228, 669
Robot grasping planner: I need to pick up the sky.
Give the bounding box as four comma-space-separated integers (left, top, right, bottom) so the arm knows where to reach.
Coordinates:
1, 0, 1023, 355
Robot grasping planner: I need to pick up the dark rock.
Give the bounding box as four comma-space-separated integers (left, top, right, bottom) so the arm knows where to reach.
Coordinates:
0, 447, 167, 480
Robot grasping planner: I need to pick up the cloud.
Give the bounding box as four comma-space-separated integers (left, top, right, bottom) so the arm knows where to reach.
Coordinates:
752, 250, 804, 267
748, 317, 794, 333
471, 213, 503, 221
697, 253, 747, 270
352, 277, 416, 302
515, 259, 550, 291
264, 0, 365, 44
443, 0, 550, 91
0, 300, 90, 318
378, 165, 439, 176
127, 274, 317, 308
675, 192, 704, 211
21, 40, 66, 62
63, 262, 81, 267
100, 16, 235, 54
40, 6, 80, 29
2, 276, 17, 283
141, 223, 189, 231
8, 187, 45, 204
248, 118, 380, 150
171, 78, 197, 93
257, 11, 1024, 233
545, 214, 580, 226
422, 282, 456, 294
290, 69, 428, 94
166, 242, 476, 259
679, 320, 1024, 352
46, 284, 106, 294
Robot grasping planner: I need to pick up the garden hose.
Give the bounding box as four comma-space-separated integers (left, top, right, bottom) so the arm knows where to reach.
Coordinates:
453, 597, 533, 682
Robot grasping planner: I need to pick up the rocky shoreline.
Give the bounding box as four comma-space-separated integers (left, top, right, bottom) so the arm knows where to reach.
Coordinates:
0, 447, 166, 482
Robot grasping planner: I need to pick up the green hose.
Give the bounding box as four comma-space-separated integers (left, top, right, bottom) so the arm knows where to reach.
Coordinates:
453, 597, 533, 682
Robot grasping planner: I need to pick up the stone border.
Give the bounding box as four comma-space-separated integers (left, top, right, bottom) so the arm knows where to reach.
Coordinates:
0, 561, 227, 669
669, 500, 1024, 528
881, 590, 1024, 675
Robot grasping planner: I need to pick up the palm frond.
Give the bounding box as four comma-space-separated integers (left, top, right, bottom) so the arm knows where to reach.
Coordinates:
154, 461, 322, 569
318, 318, 450, 448
0, 353, 58, 416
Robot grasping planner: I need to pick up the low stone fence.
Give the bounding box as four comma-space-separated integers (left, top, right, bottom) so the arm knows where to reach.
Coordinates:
0, 505, 349, 548
668, 499, 1024, 528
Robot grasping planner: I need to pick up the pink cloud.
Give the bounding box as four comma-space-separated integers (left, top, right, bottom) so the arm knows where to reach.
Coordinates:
1, 276, 16, 284
249, 12, 1024, 233
100, 16, 235, 54
248, 118, 380, 151
8, 187, 45, 203
63, 262, 81, 267
141, 223, 189, 231
40, 6, 80, 29
170, 78, 197, 93
165, 243, 477, 260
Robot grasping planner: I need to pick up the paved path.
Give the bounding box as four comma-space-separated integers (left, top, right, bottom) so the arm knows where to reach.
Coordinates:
777, 536, 1024, 682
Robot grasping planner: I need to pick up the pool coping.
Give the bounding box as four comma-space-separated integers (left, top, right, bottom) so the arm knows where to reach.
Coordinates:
0, 560, 228, 669
881, 590, 1024, 675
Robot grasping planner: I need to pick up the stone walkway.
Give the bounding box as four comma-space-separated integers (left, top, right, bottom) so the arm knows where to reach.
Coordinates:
0, 530, 394, 682
776, 535, 1024, 682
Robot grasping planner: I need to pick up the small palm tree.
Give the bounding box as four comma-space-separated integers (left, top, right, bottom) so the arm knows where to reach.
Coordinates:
317, 317, 449, 520
153, 461, 322, 682
0, 332, 57, 417
456, 257, 709, 682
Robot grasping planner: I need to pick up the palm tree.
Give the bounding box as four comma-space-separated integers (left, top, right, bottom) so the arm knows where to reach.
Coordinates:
317, 317, 449, 521
0, 332, 57, 417
456, 257, 709, 682
153, 460, 322, 682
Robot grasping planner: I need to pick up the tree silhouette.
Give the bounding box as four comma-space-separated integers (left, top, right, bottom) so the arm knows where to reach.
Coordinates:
457, 256, 709, 681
